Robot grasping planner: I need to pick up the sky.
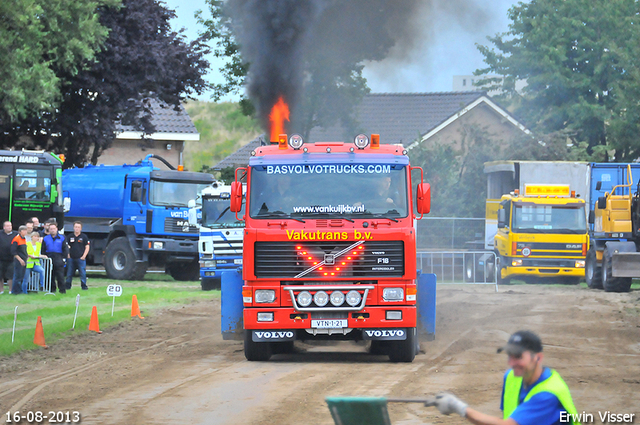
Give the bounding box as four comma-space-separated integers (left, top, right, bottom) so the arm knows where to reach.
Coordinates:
162, 0, 519, 102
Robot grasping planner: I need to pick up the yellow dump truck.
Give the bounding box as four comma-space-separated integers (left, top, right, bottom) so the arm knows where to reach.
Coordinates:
494, 184, 589, 284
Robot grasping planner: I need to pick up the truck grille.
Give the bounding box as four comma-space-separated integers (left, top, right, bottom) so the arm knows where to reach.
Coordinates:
254, 241, 404, 278
164, 217, 198, 234
213, 240, 243, 256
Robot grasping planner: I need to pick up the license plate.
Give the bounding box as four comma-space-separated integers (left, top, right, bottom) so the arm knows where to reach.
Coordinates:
234, 259, 243, 264
311, 319, 348, 329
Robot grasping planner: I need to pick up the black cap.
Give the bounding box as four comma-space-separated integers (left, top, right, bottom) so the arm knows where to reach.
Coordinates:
497, 330, 543, 356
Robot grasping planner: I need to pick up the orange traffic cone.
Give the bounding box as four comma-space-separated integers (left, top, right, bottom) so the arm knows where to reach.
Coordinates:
34, 316, 48, 348
131, 294, 144, 319
89, 306, 102, 334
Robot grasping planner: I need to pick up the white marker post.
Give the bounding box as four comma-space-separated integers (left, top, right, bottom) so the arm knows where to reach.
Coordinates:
12, 306, 18, 343
72, 294, 80, 330
107, 284, 123, 316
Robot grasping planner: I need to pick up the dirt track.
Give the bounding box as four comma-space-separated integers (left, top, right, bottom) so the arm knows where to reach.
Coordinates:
1, 284, 639, 425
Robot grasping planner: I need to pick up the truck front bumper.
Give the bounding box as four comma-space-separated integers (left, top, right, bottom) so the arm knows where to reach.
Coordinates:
142, 237, 198, 261
502, 265, 584, 279
243, 306, 416, 333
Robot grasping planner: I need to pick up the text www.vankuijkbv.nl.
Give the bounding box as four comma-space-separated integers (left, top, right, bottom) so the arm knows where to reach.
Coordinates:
292, 204, 365, 214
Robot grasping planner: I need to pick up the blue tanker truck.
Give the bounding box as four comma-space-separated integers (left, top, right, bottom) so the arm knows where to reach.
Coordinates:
62, 155, 214, 280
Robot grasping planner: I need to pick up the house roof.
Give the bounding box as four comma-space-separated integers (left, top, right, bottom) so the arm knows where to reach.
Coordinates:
213, 91, 528, 169
308, 91, 487, 145
116, 99, 199, 141
213, 135, 266, 170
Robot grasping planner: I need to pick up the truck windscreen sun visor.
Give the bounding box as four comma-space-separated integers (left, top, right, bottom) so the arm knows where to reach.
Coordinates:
249, 164, 409, 219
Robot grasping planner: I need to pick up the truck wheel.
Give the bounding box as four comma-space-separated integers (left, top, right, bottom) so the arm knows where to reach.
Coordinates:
167, 261, 200, 281
131, 262, 148, 281
388, 328, 416, 363
104, 237, 140, 280
585, 249, 603, 289
201, 278, 221, 291
496, 259, 511, 285
244, 330, 272, 361
602, 247, 632, 293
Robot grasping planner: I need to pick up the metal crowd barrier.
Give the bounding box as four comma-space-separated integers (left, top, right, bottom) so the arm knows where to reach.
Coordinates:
26, 257, 53, 293
416, 251, 497, 285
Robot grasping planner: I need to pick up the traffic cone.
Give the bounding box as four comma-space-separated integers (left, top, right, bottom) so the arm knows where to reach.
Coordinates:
89, 306, 102, 334
131, 294, 144, 319
33, 316, 48, 348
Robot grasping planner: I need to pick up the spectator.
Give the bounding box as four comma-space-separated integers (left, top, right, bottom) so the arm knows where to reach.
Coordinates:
11, 225, 28, 294
42, 223, 68, 294
25, 220, 35, 239
24, 233, 47, 292
0, 221, 17, 294
66, 221, 90, 290
39, 218, 55, 237
31, 217, 42, 233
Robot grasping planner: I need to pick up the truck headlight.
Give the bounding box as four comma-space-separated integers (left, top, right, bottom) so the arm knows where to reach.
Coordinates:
201, 261, 216, 268
297, 291, 312, 307
313, 291, 329, 307
255, 290, 275, 303
330, 291, 345, 306
354, 134, 369, 149
288, 134, 304, 149
346, 290, 362, 307
386, 311, 402, 320
153, 241, 164, 250
575, 260, 585, 268
383, 288, 404, 301
512, 259, 523, 266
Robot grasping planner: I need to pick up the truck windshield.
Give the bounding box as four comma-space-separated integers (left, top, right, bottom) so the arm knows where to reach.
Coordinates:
512, 204, 587, 234
202, 197, 244, 228
149, 180, 210, 207
14, 168, 51, 201
249, 164, 408, 219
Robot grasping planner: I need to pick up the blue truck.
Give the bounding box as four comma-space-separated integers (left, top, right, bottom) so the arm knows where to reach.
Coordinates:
62, 155, 214, 280
189, 182, 244, 290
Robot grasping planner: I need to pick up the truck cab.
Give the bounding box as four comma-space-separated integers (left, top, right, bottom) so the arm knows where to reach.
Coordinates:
229, 134, 431, 362
63, 156, 214, 280
193, 182, 245, 290
495, 184, 588, 284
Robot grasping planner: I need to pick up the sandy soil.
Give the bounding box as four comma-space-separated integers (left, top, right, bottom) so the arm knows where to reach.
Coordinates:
1, 284, 639, 425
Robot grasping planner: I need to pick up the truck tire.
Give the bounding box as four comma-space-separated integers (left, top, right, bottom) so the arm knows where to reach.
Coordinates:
104, 237, 145, 280
496, 258, 511, 285
244, 330, 272, 361
602, 247, 632, 293
388, 328, 416, 363
585, 249, 603, 289
201, 277, 221, 291
167, 261, 200, 281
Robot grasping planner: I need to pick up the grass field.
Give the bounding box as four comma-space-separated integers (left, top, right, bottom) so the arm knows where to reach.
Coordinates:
0, 273, 218, 357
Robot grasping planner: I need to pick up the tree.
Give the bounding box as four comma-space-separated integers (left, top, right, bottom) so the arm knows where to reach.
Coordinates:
0, 0, 210, 167
476, 0, 640, 160
0, 0, 115, 124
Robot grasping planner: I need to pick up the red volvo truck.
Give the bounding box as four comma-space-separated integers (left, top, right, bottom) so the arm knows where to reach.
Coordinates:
229, 133, 431, 362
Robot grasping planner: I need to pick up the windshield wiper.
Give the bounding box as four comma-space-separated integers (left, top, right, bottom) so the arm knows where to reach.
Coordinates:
368, 213, 399, 222
256, 211, 306, 223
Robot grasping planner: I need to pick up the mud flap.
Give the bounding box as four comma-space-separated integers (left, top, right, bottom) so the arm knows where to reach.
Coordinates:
417, 271, 436, 341
221, 269, 244, 340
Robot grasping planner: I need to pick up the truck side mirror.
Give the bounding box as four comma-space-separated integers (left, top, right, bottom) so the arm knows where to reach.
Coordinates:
597, 196, 606, 210
131, 181, 143, 203
588, 210, 595, 224
498, 209, 506, 228
416, 183, 431, 214
595, 181, 602, 191
230, 181, 243, 212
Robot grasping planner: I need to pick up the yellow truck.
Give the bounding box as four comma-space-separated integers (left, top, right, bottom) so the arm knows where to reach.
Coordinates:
494, 184, 589, 285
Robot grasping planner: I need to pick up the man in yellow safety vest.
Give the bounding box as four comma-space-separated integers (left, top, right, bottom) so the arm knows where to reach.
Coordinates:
429, 330, 580, 425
